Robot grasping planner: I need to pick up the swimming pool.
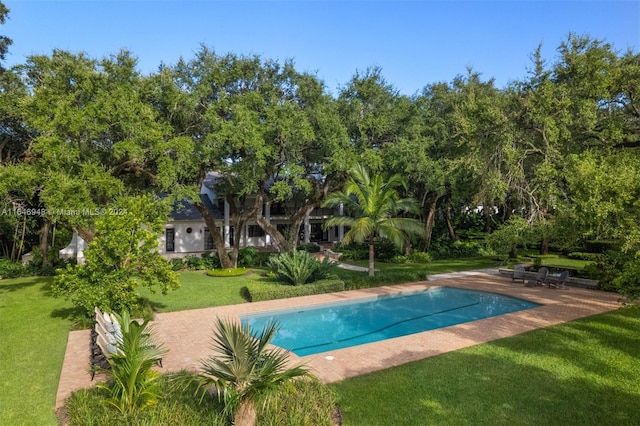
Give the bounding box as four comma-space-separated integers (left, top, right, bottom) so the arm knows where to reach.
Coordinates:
242, 286, 540, 356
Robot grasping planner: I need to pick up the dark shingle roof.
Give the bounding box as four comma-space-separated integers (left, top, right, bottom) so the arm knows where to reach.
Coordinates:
169, 194, 224, 221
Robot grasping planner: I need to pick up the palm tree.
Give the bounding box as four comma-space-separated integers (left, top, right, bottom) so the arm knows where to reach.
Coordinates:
323, 164, 424, 276
199, 318, 309, 426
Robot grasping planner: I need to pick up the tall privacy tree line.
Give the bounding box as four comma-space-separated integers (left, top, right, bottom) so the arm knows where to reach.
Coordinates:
0, 2, 639, 294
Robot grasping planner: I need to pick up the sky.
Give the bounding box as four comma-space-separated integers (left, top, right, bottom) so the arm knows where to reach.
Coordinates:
2, 0, 639, 95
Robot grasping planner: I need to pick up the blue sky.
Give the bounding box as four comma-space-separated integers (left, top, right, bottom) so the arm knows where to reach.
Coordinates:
2, 1, 639, 95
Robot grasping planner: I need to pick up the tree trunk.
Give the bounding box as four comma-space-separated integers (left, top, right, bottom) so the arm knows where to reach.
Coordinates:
39, 221, 51, 267
445, 205, 457, 242
368, 235, 375, 277
423, 192, 439, 250
234, 399, 257, 426
194, 203, 234, 269
539, 236, 549, 255
483, 205, 493, 233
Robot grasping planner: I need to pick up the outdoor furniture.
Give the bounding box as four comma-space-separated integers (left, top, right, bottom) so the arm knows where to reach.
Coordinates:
90, 307, 162, 380
512, 265, 526, 283
547, 270, 570, 289
525, 267, 548, 287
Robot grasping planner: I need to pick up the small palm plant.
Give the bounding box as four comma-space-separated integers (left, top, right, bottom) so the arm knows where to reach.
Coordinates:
199, 317, 309, 426
98, 310, 167, 415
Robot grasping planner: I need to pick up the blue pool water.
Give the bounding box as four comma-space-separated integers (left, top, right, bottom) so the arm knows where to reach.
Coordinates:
242, 287, 539, 356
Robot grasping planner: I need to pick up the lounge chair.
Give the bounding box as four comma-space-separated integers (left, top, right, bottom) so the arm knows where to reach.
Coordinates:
512, 265, 526, 283
525, 267, 548, 287
547, 270, 569, 289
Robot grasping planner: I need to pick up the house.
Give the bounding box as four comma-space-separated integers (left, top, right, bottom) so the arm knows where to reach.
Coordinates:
60, 173, 345, 261
159, 172, 345, 255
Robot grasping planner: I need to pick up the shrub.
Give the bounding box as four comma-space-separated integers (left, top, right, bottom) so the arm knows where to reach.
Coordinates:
388, 255, 408, 264
268, 251, 337, 285
185, 255, 207, 270
431, 239, 486, 260
408, 251, 432, 264
297, 243, 321, 253
612, 259, 640, 302
206, 268, 250, 277
568, 252, 601, 261
242, 279, 345, 302
65, 371, 227, 425
334, 238, 401, 262
0, 258, 25, 279
237, 246, 258, 267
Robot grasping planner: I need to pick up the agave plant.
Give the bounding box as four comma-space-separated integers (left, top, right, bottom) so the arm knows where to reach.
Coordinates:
199, 317, 309, 426
98, 310, 167, 415
268, 250, 336, 285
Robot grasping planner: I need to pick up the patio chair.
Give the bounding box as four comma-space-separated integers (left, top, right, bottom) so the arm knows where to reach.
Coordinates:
547, 270, 570, 289
512, 265, 526, 283
525, 267, 548, 287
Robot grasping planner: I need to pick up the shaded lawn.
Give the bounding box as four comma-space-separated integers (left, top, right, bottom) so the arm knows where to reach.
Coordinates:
330, 304, 640, 426
0, 276, 74, 426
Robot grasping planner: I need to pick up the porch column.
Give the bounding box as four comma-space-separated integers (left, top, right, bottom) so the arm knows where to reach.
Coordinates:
243, 223, 248, 247
224, 200, 230, 247
265, 202, 271, 247
304, 212, 310, 243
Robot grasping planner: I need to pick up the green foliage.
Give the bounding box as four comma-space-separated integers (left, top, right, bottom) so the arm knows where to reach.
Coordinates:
267, 251, 337, 285
335, 238, 401, 262
388, 255, 408, 264
323, 164, 424, 276
65, 371, 338, 426
612, 257, 640, 302
237, 246, 259, 267
52, 195, 180, 319
296, 242, 321, 253
65, 371, 227, 425
199, 318, 309, 425
430, 239, 488, 260
486, 216, 533, 258
408, 251, 432, 263
97, 310, 168, 415
206, 268, 250, 277
567, 252, 600, 261
241, 279, 345, 302
0, 258, 24, 278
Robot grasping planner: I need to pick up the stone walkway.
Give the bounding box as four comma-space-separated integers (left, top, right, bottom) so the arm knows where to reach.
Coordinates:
55, 271, 622, 408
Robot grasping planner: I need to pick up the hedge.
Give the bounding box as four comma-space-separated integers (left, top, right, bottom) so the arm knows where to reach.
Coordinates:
241, 278, 345, 302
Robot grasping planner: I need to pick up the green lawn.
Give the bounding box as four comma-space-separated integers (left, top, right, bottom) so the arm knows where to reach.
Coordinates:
331, 304, 640, 425
137, 270, 263, 312
0, 276, 74, 426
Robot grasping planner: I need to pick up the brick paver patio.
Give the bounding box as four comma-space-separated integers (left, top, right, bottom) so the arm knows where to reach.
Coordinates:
55, 272, 621, 408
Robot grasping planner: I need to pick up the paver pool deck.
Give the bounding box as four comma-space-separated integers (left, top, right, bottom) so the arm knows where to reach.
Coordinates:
55, 272, 622, 408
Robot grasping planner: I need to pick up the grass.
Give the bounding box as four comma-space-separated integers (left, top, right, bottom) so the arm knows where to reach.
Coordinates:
206, 267, 251, 277
330, 304, 640, 425
137, 270, 262, 312
0, 276, 75, 426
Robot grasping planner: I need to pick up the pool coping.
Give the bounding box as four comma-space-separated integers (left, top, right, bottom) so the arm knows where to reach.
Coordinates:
55, 273, 622, 408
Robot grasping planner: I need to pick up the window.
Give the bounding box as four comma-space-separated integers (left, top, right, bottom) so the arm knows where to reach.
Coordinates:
204, 227, 214, 250
248, 225, 265, 237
